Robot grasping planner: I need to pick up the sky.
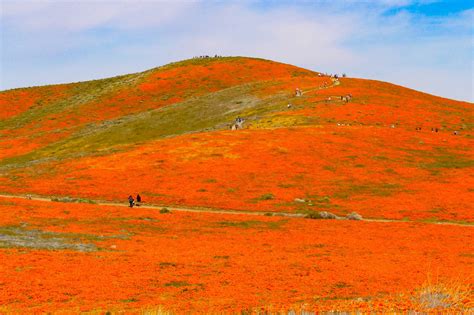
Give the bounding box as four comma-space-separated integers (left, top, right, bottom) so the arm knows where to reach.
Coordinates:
1, 0, 473, 102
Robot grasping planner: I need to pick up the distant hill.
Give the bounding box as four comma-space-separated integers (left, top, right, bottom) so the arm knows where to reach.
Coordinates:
0, 57, 472, 222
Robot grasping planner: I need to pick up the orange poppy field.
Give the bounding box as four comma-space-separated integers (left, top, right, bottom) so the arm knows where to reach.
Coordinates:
0, 57, 473, 312
0, 197, 472, 313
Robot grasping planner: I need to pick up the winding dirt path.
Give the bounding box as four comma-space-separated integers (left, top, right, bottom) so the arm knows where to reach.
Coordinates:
0, 193, 471, 227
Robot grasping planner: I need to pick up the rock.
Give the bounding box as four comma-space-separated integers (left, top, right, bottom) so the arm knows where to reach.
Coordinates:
347, 212, 363, 220
319, 211, 337, 219
306, 211, 337, 219
294, 198, 306, 203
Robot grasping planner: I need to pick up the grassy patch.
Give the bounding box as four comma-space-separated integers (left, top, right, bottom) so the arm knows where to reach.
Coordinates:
323, 165, 337, 172
164, 281, 190, 288
401, 147, 474, 175
121, 298, 139, 303
159, 262, 177, 268
372, 155, 389, 161
51, 196, 96, 204
0, 225, 105, 251
0, 81, 290, 170
254, 193, 275, 201
215, 219, 287, 230
333, 182, 403, 199
278, 183, 296, 188
417, 218, 473, 226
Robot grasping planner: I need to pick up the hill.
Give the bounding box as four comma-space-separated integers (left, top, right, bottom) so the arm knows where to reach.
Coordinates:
1, 56, 473, 313
0, 56, 473, 222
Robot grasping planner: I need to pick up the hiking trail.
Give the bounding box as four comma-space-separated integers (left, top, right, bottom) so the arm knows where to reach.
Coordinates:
0, 193, 471, 227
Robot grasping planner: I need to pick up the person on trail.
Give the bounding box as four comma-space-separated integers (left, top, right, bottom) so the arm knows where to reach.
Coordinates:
136, 194, 142, 206
128, 195, 134, 208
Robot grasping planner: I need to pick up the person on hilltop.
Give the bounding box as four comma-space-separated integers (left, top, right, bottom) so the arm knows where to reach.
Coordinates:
136, 194, 142, 206
128, 195, 134, 208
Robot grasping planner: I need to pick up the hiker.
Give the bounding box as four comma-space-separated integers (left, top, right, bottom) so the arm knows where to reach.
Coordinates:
136, 194, 142, 206
453, 130, 458, 135
236, 117, 244, 128
231, 117, 244, 130
128, 195, 134, 208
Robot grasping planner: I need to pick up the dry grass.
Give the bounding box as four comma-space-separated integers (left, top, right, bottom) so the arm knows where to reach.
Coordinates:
410, 275, 473, 311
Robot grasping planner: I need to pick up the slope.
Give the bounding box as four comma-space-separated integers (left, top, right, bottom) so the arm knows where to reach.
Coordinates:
0, 57, 472, 222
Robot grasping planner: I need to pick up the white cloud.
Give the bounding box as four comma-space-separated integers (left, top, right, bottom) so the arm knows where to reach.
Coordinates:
0, 0, 472, 101
1, 0, 197, 31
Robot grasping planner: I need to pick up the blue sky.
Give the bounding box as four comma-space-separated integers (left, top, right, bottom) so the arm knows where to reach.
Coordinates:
1, 0, 473, 101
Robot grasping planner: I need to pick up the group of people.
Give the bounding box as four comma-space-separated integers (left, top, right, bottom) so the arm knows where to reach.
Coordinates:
341, 94, 353, 102
428, 127, 459, 135
318, 73, 347, 78
128, 194, 142, 208
324, 94, 353, 103
193, 54, 222, 59
231, 116, 245, 130
415, 127, 460, 135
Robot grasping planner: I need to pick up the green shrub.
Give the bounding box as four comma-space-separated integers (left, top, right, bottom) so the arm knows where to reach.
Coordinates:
160, 208, 171, 214
259, 193, 274, 200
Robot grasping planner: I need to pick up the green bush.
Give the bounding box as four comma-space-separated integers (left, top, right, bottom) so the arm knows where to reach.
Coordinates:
160, 208, 171, 214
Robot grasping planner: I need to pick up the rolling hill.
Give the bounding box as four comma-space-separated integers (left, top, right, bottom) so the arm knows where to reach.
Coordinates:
0, 56, 473, 222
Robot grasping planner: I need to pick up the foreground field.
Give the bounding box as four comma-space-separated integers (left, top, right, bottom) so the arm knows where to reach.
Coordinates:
0, 197, 472, 313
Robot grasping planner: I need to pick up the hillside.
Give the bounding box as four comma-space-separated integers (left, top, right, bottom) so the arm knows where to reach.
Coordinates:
1, 56, 474, 313
0, 56, 473, 222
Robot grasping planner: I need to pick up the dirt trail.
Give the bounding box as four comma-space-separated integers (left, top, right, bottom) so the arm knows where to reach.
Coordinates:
0, 193, 471, 227
301, 77, 340, 96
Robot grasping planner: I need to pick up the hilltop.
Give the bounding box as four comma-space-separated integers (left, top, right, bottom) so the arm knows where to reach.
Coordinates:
0, 56, 473, 222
